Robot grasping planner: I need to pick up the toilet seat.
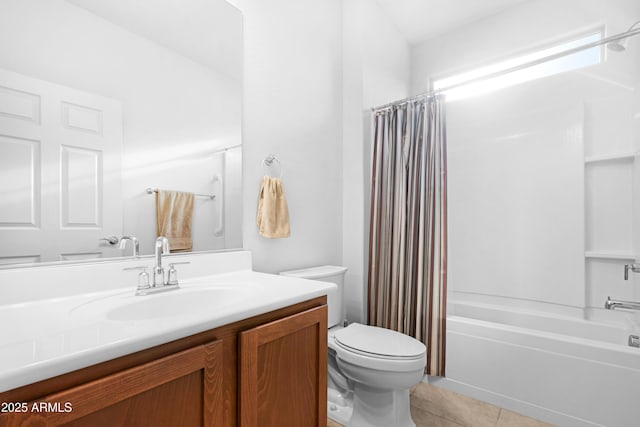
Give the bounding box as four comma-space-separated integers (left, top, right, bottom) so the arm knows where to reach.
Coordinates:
331, 323, 426, 372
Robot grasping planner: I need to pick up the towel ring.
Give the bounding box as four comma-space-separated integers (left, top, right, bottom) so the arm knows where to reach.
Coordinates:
262, 154, 284, 178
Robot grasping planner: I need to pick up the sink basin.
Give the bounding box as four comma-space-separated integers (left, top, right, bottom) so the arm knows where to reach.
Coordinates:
106, 287, 246, 321
71, 283, 260, 321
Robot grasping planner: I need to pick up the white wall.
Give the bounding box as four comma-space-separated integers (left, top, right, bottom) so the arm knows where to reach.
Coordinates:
229, 0, 410, 323
0, 0, 242, 256
229, 0, 344, 274
341, 0, 411, 322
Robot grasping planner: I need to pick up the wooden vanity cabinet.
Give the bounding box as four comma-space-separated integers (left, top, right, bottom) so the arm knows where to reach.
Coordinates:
0, 297, 327, 427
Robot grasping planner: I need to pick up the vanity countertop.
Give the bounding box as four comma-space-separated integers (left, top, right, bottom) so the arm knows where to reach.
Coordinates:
0, 269, 336, 393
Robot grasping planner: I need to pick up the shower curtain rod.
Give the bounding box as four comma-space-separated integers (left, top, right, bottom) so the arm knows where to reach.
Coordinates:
372, 26, 640, 112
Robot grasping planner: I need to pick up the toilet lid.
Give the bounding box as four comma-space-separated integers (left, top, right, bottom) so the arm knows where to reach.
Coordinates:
333, 323, 426, 359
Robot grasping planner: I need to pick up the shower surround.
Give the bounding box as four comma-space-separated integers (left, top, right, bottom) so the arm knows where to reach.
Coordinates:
436, 38, 640, 426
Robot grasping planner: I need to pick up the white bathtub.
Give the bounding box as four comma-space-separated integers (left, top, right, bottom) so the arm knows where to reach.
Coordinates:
430, 300, 640, 427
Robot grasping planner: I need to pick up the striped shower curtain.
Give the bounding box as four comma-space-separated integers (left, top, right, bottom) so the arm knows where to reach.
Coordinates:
367, 95, 447, 376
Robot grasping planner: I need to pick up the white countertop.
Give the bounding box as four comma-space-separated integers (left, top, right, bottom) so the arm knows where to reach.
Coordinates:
0, 268, 336, 393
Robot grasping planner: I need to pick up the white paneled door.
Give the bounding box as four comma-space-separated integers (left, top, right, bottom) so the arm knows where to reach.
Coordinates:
0, 69, 122, 264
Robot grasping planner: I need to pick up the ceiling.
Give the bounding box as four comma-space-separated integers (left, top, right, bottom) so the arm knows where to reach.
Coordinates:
376, 0, 530, 46
65, 0, 530, 74
66, 0, 242, 79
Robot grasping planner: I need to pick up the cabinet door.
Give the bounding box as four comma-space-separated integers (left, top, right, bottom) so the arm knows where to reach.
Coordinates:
239, 305, 328, 427
0, 340, 223, 427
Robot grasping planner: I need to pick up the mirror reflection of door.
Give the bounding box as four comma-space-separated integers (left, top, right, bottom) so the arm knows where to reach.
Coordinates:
0, 69, 123, 264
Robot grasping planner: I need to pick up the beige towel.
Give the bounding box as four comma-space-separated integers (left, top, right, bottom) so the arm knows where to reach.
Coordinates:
156, 190, 195, 252
256, 176, 290, 238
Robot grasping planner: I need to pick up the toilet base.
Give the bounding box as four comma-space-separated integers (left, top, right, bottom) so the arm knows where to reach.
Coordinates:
348, 384, 415, 427
328, 386, 353, 426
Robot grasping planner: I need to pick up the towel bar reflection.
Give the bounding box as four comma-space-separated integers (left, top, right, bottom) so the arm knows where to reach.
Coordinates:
145, 188, 215, 200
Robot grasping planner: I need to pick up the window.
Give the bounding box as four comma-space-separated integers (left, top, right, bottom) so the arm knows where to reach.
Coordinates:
433, 32, 602, 100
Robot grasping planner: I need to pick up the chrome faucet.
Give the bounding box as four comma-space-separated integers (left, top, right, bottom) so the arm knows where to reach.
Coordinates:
153, 236, 170, 286
123, 237, 189, 296
605, 296, 640, 311
119, 236, 140, 257
624, 264, 640, 280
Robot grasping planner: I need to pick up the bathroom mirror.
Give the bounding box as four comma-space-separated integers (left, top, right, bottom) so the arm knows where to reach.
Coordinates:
0, 0, 243, 266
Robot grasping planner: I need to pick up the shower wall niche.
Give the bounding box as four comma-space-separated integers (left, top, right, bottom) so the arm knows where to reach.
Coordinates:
584, 88, 640, 310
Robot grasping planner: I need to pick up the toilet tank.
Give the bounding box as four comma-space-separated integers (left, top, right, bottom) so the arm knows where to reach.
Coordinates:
280, 265, 347, 328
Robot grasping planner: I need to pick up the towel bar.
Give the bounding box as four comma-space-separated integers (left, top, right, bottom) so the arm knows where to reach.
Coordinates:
145, 188, 215, 200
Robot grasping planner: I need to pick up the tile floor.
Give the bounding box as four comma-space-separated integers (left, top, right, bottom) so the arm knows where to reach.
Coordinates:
327, 382, 555, 427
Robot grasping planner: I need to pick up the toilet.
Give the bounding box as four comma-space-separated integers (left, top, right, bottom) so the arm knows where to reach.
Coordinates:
280, 266, 426, 427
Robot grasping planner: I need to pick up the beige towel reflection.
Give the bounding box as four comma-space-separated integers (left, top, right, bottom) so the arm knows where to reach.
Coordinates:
256, 176, 290, 238
156, 190, 195, 252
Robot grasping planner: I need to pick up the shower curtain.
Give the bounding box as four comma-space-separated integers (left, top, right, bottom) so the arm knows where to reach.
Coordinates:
368, 95, 447, 376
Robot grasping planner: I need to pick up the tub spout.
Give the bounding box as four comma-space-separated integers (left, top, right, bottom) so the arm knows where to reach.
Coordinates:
605, 296, 640, 311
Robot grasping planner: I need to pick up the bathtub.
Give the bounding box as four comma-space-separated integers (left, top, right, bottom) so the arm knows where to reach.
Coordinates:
430, 300, 640, 427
